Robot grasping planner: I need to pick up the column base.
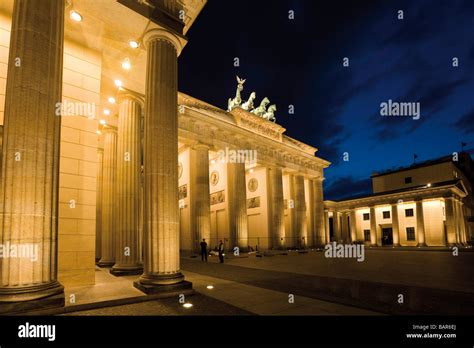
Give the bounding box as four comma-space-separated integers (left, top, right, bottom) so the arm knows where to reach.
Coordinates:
110, 264, 144, 276
134, 272, 192, 295
417, 243, 427, 247
392, 243, 400, 247
0, 281, 65, 314
97, 259, 115, 268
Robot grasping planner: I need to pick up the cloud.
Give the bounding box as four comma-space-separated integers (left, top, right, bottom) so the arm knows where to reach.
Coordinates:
324, 176, 372, 201
453, 109, 474, 134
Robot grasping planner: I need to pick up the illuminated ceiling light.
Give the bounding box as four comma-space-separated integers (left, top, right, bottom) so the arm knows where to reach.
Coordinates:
122, 58, 131, 70
103, 109, 110, 116
249, 169, 254, 173
114, 79, 123, 87
108, 97, 116, 104
99, 119, 107, 125
206, 285, 214, 290
70, 10, 82, 22
96, 130, 101, 135
427, 183, 432, 187
182, 303, 193, 308
211, 160, 216, 164
129, 40, 139, 49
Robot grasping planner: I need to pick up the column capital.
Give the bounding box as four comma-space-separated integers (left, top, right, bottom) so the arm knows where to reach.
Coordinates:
102, 125, 118, 133
143, 28, 185, 55
117, 87, 145, 107
193, 142, 211, 151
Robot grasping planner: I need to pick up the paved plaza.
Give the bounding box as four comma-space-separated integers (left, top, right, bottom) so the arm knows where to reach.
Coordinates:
58, 248, 473, 316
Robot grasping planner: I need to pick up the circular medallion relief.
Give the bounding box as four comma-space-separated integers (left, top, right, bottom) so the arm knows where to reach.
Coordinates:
210, 171, 219, 186
178, 162, 183, 179
248, 178, 258, 192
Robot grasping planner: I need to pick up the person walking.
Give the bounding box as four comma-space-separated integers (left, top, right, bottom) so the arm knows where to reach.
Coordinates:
200, 238, 208, 262
218, 240, 224, 263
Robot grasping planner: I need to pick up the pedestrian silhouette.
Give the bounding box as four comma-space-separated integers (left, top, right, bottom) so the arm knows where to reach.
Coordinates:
218, 240, 224, 263
200, 238, 208, 262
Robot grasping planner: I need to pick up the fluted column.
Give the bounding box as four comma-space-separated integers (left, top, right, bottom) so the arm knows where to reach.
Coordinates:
268, 167, 285, 249
228, 162, 248, 250
444, 197, 456, 246
0, 0, 65, 313
333, 210, 340, 242
312, 178, 325, 246
349, 209, 356, 242
111, 92, 144, 276
95, 149, 104, 262
415, 199, 426, 247
341, 212, 348, 243
391, 203, 400, 246
324, 210, 330, 243
369, 206, 377, 246
458, 200, 468, 245
135, 28, 190, 293
190, 144, 211, 253
98, 127, 117, 267
293, 175, 306, 248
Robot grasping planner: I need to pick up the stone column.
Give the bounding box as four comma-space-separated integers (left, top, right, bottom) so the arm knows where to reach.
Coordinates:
324, 210, 330, 243
190, 144, 211, 252
459, 201, 468, 245
369, 206, 377, 246
444, 197, 456, 246
293, 175, 306, 248
455, 199, 467, 245
312, 178, 325, 246
0, 0, 65, 313
391, 203, 400, 246
111, 92, 144, 276
333, 210, 340, 242
98, 126, 117, 267
341, 212, 348, 243
415, 199, 426, 247
349, 209, 357, 242
95, 149, 104, 263
134, 29, 190, 293
268, 167, 285, 249
228, 162, 248, 250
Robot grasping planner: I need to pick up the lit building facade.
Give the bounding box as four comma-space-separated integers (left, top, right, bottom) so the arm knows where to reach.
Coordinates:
0, 0, 329, 313
325, 154, 473, 247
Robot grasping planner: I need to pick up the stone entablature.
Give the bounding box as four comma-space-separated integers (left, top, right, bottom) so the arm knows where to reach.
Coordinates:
178, 92, 329, 177
325, 181, 467, 211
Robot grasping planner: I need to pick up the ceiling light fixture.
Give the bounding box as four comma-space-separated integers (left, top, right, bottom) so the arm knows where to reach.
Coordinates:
99, 119, 107, 125
122, 58, 131, 70
108, 97, 116, 104
103, 109, 110, 116
70, 10, 82, 22
129, 40, 139, 49
114, 79, 122, 87
183, 303, 193, 308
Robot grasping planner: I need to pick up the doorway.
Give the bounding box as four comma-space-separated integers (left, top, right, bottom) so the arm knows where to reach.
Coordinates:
382, 227, 393, 246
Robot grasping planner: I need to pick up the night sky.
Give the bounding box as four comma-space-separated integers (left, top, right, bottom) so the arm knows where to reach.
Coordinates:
178, 0, 474, 201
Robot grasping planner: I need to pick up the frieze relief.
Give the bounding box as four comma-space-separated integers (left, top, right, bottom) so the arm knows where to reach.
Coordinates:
247, 196, 260, 209
210, 190, 225, 205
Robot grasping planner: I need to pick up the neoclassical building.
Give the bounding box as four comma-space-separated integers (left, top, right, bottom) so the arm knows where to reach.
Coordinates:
324, 153, 473, 247
0, 0, 329, 313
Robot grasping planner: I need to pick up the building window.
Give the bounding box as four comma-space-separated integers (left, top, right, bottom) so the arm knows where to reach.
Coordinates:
383, 211, 390, 219
363, 213, 370, 221
405, 177, 412, 184
406, 227, 415, 241
405, 208, 414, 217
364, 229, 371, 242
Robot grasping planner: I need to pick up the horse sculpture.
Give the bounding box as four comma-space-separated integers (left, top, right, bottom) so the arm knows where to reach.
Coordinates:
242, 92, 256, 111
251, 97, 270, 116
263, 104, 277, 122
227, 76, 246, 111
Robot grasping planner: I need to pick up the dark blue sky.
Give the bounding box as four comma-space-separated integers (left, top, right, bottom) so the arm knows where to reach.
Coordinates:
178, 0, 474, 200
